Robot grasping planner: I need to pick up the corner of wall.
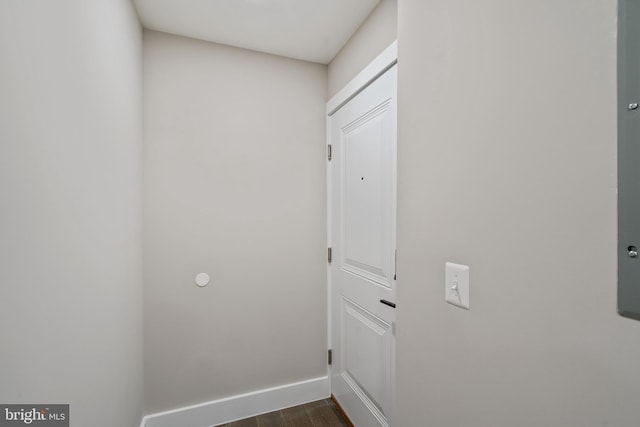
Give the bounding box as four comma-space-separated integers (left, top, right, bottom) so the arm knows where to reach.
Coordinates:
327, 0, 398, 98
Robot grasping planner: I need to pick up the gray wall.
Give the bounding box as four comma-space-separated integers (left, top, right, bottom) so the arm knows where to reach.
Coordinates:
0, 1, 144, 426
396, 0, 640, 426
327, 0, 397, 99
143, 31, 327, 413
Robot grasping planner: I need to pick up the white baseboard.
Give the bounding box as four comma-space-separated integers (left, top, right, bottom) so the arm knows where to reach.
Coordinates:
140, 376, 330, 427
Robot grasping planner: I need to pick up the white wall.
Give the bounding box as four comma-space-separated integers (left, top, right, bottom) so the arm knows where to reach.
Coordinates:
143, 31, 327, 413
0, 1, 144, 426
327, 0, 397, 99
396, 0, 640, 426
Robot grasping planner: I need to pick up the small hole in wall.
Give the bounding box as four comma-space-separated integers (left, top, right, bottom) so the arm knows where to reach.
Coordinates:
361, 177, 364, 181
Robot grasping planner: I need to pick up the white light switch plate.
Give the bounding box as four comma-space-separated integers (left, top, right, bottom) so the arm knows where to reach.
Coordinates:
445, 262, 469, 309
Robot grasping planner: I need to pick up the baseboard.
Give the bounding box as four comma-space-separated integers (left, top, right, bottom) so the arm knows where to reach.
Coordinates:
141, 376, 330, 427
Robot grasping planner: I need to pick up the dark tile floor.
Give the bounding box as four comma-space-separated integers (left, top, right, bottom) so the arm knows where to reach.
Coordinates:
218, 398, 351, 427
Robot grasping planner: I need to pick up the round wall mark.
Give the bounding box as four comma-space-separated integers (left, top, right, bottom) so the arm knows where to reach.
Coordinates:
195, 272, 210, 287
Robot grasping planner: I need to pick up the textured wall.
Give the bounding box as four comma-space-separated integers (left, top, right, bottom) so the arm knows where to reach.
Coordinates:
396, 1, 640, 426
0, 1, 144, 426
143, 30, 328, 413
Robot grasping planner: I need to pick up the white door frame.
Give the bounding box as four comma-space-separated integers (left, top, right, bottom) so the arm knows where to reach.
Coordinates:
326, 40, 398, 403
326, 41, 398, 117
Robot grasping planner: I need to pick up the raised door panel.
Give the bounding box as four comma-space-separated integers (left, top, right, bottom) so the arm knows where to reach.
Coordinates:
340, 101, 393, 288
340, 298, 392, 423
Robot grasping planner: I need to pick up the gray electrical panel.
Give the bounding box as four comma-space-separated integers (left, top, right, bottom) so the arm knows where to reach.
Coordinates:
619, 0, 640, 320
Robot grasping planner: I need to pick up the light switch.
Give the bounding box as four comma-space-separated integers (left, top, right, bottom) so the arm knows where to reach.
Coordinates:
445, 262, 469, 309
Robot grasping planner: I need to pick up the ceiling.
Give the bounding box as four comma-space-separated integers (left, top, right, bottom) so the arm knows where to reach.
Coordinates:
133, 0, 381, 64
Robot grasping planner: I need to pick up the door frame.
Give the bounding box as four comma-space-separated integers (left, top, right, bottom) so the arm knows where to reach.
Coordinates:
326, 40, 398, 405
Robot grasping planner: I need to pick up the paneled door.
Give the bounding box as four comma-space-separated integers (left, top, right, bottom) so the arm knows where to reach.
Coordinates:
329, 64, 397, 427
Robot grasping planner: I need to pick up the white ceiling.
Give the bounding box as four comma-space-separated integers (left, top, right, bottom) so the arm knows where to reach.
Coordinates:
134, 0, 381, 64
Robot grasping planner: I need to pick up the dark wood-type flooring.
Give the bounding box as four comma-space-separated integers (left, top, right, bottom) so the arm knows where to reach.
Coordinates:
217, 398, 351, 427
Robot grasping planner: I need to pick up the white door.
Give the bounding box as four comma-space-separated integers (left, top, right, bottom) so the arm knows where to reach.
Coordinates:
329, 64, 397, 427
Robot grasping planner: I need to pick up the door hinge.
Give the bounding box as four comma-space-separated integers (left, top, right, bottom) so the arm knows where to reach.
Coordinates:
327, 144, 332, 161
328, 247, 332, 263
328, 349, 333, 365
